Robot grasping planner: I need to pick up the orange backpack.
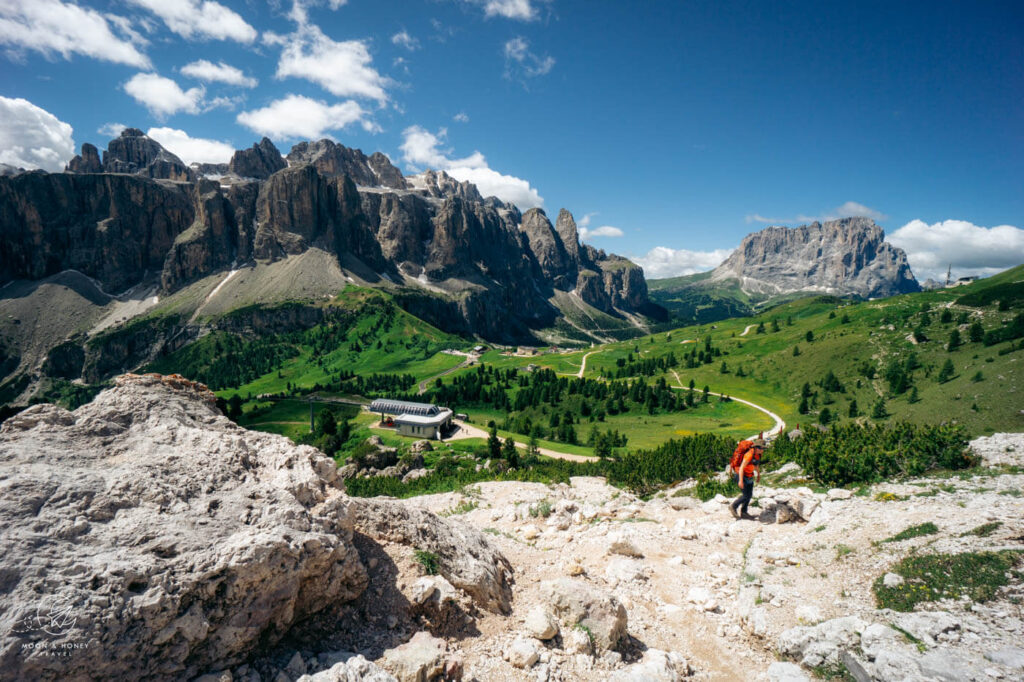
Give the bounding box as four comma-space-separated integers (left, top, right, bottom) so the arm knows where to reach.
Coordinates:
730, 440, 754, 473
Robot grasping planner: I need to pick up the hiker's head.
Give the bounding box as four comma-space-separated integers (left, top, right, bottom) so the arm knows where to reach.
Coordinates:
752, 438, 765, 450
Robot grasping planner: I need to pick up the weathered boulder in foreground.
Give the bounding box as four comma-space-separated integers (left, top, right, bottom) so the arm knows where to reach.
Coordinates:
349, 498, 515, 614
0, 374, 368, 681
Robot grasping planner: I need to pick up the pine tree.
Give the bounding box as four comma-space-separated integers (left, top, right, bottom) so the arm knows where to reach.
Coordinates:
702, 385, 710, 403
501, 437, 519, 467
798, 396, 809, 415
805, 330, 814, 342
840, 313, 850, 324
940, 309, 953, 324
908, 386, 920, 403
819, 406, 832, 425
771, 318, 780, 332
969, 321, 985, 343
947, 328, 961, 351
487, 424, 502, 459
756, 321, 766, 334
871, 397, 888, 419
848, 399, 858, 418
937, 358, 955, 383
526, 434, 540, 461
793, 345, 801, 357
720, 361, 729, 374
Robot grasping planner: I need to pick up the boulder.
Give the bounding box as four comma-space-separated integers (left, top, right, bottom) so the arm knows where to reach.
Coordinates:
766, 661, 811, 682
524, 606, 558, 640
540, 578, 628, 651
778, 616, 868, 667
297, 655, 396, 681
504, 637, 540, 669
381, 632, 446, 682
348, 498, 513, 613
985, 647, 1024, 669
0, 374, 367, 681
609, 649, 688, 681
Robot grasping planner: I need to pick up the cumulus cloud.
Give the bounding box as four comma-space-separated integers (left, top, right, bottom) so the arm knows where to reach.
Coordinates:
180, 59, 257, 87
503, 36, 554, 80
98, 122, 129, 138
745, 201, 888, 225
124, 72, 205, 117
391, 30, 419, 50
579, 225, 624, 240
125, 0, 256, 43
146, 126, 234, 165
400, 125, 543, 209
463, 0, 546, 21
0, 96, 74, 171
632, 246, 735, 279
886, 219, 1024, 282
267, 24, 390, 104
236, 94, 376, 139
0, 0, 150, 67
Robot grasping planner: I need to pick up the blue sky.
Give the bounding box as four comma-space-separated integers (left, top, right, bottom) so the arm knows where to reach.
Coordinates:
1, 0, 1021, 281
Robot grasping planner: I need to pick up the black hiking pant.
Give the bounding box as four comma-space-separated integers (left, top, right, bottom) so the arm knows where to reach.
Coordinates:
731, 474, 754, 515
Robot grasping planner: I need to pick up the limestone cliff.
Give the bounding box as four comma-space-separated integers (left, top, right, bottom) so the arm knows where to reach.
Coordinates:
709, 218, 920, 298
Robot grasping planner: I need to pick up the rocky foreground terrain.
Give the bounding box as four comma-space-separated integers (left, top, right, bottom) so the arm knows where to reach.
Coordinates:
2, 375, 1023, 681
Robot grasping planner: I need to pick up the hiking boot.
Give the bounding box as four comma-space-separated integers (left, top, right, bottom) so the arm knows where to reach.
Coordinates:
729, 505, 739, 519
741, 512, 758, 521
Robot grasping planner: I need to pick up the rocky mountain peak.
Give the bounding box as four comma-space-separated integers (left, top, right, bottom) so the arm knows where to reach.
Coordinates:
555, 208, 581, 264
710, 217, 920, 298
65, 142, 103, 174
100, 128, 193, 182
228, 136, 286, 179
416, 169, 484, 203
286, 139, 407, 190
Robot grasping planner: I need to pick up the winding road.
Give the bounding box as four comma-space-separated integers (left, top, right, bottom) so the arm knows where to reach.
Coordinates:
670, 369, 785, 441
739, 324, 757, 337
417, 355, 476, 395
444, 420, 596, 462
577, 350, 600, 378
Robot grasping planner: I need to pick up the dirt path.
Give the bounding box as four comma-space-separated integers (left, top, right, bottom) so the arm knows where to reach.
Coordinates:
738, 324, 756, 337
670, 369, 785, 440
444, 420, 597, 462
577, 350, 599, 378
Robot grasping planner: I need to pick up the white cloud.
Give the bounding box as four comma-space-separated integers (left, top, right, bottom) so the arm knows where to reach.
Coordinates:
125, 0, 256, 43
391, 30, 419, 50
400, 125, 543, 209
579, 225, 624, 240
180, 59, 257, 87
886, 219, 1024, 282
745, 201, 888, 225
0, 0, 150, 67
98, 122, 129, 138
268, 24, 389, 104
503, 36, 554, 80
146, 126, 234, 165
237, 94, 376, 139
632, 246, 735, 279
0, 96, 74, 172
453, 112, 469, 123
463, 0, 545, 20
123, 72, 205, 117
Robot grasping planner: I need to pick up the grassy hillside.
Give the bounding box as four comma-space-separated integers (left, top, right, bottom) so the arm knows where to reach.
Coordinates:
646, 272, 759, 325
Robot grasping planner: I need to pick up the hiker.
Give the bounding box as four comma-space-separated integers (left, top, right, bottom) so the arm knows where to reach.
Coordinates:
729, 436, 764, 520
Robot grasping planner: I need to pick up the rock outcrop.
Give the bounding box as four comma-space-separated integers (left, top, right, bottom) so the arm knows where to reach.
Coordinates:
102, 128, 193, 182
0, 374, 513, 680
65, 142, 103, 174
709, 218, 920, 298
287, 139, 407, 190
228, 137, 286, 179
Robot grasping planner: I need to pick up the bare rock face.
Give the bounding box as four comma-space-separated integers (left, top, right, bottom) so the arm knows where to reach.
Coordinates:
417, 170, 482, 203
102, 128, 194, 183
520, 208, 577, 288
709, 218, 920, 298
228, 137, 286, 179
0, 374, 369, 681
287, 140, 408, 190
66, 142, 103, 174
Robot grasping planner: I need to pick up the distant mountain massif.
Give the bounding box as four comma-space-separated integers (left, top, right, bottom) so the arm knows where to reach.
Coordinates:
0, 129, 664, 399
648, 218, 921, 324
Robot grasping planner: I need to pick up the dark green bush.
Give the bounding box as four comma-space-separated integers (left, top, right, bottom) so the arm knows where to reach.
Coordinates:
768, 422, 975, 487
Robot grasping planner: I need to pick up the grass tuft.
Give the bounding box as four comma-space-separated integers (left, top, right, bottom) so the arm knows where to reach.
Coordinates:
873, 550, 1023, 611
882, 522, 939, 544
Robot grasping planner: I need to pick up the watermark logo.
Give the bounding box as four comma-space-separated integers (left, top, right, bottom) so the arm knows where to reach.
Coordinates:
34, 599, 78, 637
